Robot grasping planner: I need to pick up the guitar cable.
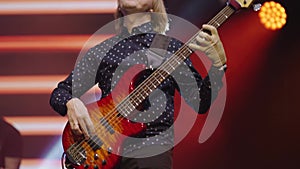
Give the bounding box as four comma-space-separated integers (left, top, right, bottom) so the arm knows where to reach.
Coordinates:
61, 152, 66, 169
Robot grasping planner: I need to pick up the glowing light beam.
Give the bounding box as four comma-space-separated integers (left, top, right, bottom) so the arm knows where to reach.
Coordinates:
0, 35, 113, 52
0, 0, 117, 15
0, 75, 66, 94
20, 159, 61, 169
3, 116, 67, 135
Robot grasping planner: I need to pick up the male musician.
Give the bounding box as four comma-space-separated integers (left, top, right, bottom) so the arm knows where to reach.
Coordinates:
50, 0, 227, 168
0, 117, 22, 169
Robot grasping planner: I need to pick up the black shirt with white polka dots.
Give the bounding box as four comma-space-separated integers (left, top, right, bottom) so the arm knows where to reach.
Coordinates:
50, 22, 224, 153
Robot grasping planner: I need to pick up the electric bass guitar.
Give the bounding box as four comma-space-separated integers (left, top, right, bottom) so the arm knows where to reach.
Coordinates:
62, 0, 256, 168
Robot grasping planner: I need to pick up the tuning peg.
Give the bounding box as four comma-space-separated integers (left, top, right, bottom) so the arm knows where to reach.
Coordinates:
253, 3, 261, 12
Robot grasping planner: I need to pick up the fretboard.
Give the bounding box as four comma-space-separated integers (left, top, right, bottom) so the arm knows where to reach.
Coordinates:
118, 5, 236, 117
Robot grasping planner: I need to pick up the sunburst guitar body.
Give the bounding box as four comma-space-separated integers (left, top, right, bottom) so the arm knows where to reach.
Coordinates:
62, 64, 147, 169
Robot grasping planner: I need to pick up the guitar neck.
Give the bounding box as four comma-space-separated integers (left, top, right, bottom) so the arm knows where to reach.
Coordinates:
207, 5, 236, 29
118, 4, 237, 116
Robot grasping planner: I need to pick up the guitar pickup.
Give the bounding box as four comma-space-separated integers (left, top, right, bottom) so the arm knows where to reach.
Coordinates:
87, 136, 103, 151
99, 117, 115, 134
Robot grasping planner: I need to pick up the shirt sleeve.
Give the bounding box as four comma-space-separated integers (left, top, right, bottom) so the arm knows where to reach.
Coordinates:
49, 73, 74, 116
167, 38, 225, 114
173, 56, 225, 114
49, 46, 105, 116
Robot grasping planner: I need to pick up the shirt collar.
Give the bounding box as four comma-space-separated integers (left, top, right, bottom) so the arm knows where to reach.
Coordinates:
120, 22, 154, 36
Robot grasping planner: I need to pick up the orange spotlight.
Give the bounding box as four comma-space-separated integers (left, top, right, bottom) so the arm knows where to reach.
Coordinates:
258, 1, 287, 30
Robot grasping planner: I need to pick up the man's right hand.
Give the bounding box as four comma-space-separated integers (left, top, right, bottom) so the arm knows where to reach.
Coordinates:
66, 98, 95, 138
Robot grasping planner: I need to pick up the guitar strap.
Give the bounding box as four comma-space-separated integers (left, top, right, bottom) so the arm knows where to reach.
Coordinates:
146, 34, 171, 69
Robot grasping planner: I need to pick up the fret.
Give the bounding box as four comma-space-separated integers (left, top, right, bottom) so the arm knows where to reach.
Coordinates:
152, 77, 161, 84
130, 99, 139, 107
214, 21, 220, 27
208, 6, 235, 28
155, 70, 167, 80
167, 62, 176, 70
150, 81, 158, 88
130, 83, 154, 107
128, 101, 135, 110
173, 56, 181, 64
136, 97, 142, 103
186, 47, 193, 54
179, 52, 188, 60
147, 77, 160, 89
175, 52, 184, 61
142, 85, 152, 95
172, 55, 183, 64
168, 62, 179, 73
162, 68, 170, 75
145, 85, 153, 93
119, 100, 135, 115
223, 13, 228, 19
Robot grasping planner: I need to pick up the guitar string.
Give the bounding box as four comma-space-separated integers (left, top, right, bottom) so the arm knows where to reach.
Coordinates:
112, 5, 234, 122
108, 5, 235, 124
78, 5, 235, 154
128, 6, 235, 106
69, 6, 234, 159
69, 5, 235, 162
69, 5, 234, 159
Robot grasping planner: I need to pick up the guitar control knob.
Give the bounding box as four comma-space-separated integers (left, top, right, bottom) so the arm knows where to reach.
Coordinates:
93, 165, 99, 169
102, 160, 107, 166
66, 166, 75, 169
107, 147, 112, 154
94, 153, 99, 160
84, 164, 89, 169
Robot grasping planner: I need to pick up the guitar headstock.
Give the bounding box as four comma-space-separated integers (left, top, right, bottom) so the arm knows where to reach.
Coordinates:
236, 0, 254, 8
229, 0, 254, 10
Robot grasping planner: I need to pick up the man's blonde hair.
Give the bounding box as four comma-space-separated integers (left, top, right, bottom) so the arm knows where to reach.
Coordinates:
114, 0, 169, 34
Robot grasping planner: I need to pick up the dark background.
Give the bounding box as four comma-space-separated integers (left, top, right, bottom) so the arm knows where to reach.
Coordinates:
0, 0, 299, 168
169, 0, 300, 169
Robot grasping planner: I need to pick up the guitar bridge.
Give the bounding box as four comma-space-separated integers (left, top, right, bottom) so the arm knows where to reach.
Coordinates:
65, 144, 87, 166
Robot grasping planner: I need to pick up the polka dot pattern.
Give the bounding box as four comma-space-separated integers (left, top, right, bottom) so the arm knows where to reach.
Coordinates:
50, 22, 225, 152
